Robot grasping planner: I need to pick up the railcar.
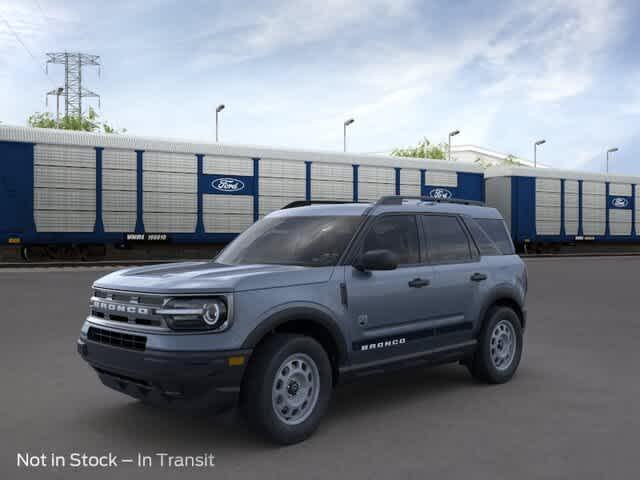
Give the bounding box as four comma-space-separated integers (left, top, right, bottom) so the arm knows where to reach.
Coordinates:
485, 166, 640, 253
0, 125, 485, 260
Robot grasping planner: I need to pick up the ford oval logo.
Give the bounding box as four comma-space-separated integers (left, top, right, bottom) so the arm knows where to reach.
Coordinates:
611, 197, 629, 208
428, 188, 453, 199
211, 178, 245, 192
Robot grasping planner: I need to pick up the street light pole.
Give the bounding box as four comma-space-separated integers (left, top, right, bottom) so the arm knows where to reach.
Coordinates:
215, 104, 225, 142
606, 147, 619, 173
534, 139, 546, 167
343, 118, 354, 152
448, 130, 460, 161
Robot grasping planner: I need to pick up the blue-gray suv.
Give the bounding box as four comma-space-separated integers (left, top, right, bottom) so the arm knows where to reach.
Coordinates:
78, 196, 527, 444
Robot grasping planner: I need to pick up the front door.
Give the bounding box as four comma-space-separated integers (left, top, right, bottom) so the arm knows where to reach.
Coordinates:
345, 214, 436, 361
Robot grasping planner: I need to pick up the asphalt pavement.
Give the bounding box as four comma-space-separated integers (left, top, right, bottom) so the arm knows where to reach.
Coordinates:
1, 257, 639, 479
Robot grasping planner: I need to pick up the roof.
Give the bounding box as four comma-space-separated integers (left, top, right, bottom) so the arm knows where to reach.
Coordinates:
268, 200, 503, 220
0, 124, 484, 173
485, 165, 640, 184
452, 144, 546, 168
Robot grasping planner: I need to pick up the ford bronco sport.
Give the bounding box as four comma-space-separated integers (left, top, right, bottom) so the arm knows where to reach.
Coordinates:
78, 196, 527, 444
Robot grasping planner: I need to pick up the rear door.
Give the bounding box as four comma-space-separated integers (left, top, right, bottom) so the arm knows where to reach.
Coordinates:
420, 214, 486, 340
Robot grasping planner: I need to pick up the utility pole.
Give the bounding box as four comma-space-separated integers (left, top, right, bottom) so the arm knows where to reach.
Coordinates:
45, 52, 101, 119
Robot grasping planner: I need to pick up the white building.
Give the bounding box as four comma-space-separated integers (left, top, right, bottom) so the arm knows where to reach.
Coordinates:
450, 144, 547, 168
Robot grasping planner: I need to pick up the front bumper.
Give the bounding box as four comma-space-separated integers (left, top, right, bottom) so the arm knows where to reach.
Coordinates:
77, 335, 251, 411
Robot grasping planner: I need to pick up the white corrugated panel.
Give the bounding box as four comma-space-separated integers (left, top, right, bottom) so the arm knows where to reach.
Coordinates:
103, 149, 136, 170
637, 189, 640, 234
399, 183, 421, 196
34, 165, 95, 190
143, 171, 196, 193
143, 151, 196, 173
259, 177, 305, 197
565, 180, 579, 194
203, 195, 253, 215
34, 144, 95, 168
535, 178, 561, 193
401, 169, 421, 186
425, 170, 457, 187
609, 183, 632, 196
203, 195, 253, 233
103, 212, 136, 232
359, 166, 395, 184
203, 213, 253, 233
261, 158, 306, 179
259, 196, 302, 215
143, 213, 196, 232
536, 206, 561, 221
582, 195, 606, 209
536, 221, 560, 235
583, 181, 606, 195
143, 192, 197, 213
311, 180, 352, 201
565, 221, 578, 235
34, 188, 95, 211
536, 191, 561, 207
103, 190, 136, 211
312, 162, 352, 181
103, 169, 136, 191
609, 209, 632, 235
359, 182, 395, 201
34, 211, 95, 232
203, 156, 253, 176
583, 221, 605, 236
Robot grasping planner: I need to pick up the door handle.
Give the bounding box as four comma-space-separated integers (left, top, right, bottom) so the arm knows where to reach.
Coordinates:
408, 278, 430, 288
470, 272, 487, 282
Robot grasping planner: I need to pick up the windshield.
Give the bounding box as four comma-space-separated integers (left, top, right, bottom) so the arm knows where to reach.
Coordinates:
215, 215, 363, 267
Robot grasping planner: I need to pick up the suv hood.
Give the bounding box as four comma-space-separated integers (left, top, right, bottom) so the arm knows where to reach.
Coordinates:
93, 261, 334, 294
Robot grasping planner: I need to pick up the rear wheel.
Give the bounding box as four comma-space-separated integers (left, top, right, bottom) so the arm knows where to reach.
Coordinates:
470, 306, 522, 384
241, 334, 332, 444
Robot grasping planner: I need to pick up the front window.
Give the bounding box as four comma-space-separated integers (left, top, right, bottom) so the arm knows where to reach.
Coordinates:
216, 215, 362, 267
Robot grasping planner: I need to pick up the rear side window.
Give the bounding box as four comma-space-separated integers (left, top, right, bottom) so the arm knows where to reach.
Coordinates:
361, 215, 420, 265
464, 218, 501, 256
421, 215, 472, 263
475, 218, 515, 255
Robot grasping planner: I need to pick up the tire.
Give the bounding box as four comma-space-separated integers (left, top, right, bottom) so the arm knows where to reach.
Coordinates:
470, 306, 523, 384
241, 334, 333, 445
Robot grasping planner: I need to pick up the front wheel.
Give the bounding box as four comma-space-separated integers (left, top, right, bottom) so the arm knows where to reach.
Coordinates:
470, 306, 523, 384
241, 334, 332, 444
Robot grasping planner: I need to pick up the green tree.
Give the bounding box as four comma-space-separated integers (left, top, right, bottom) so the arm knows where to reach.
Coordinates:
391, 138, 448, 160
474, 153, 525, 169
27, 107, 126, 134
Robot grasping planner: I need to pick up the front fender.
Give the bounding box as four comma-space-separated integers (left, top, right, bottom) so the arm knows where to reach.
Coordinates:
241, 303, 349, 365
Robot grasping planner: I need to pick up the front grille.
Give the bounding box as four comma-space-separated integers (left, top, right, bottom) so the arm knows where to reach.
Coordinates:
88, 327, 147, 351
90, 289, 167, 329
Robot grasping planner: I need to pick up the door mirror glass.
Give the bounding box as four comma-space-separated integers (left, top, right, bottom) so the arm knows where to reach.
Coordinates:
355, 249, 398, 271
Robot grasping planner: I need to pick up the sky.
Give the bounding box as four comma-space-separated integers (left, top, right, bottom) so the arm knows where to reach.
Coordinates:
1, 0, 639, 174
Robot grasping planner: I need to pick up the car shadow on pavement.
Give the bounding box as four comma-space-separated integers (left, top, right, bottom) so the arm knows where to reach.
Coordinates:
78, 363, 515, 450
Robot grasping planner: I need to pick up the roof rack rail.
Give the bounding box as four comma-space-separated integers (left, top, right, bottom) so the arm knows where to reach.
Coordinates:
375, 196, 485, 207
281, 200, 357, 209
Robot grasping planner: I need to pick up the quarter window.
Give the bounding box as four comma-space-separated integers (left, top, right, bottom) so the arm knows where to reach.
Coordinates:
361, 215, 420, 265
422, 215, 472, 263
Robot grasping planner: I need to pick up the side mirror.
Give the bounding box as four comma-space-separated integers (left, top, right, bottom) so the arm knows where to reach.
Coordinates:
354, 249, 398, 271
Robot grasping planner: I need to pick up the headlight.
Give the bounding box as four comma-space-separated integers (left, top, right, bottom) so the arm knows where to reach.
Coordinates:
158, 297, 230, 332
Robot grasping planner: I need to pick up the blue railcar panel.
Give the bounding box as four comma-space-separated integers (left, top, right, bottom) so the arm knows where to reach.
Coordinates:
0, 141, 35, 242
511, 176, 536, 242
422, 172, 484, 202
